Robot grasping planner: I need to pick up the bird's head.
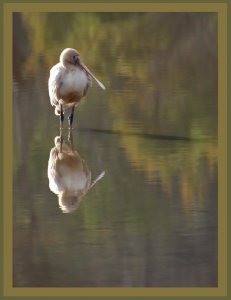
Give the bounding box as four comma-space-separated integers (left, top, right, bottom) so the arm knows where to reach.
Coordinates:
60, 48, 81, 67
59, 48, 106, 90
58, 193, 84, 213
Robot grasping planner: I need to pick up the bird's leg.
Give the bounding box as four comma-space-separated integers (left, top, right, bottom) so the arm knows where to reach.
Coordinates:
68, 106, 75, 129
68, 129, 74, 151
59, 130, 64, 153
60, 104, 64, 129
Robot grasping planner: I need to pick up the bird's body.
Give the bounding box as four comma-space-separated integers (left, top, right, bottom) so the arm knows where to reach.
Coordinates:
48, 61, 91, 115
48, 48, 105, 127
48, 135, 105, 213
48, 136, 91, 213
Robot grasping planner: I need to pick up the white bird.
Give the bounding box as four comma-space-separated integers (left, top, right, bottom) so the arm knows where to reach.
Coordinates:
48, 48, 106, 128
48, 135, 105, 213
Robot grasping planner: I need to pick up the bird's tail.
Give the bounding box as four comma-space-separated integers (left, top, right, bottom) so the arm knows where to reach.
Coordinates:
55, 107, 61, 115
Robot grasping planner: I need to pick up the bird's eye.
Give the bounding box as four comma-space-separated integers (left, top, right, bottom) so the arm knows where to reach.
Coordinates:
72, 55, 79, 64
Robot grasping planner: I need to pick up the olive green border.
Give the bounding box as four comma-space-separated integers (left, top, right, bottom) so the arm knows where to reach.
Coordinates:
2, 2, 228, 298
0, 0, 3, 298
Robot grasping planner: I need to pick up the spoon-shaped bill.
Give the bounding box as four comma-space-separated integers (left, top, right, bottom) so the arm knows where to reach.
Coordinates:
80, 62, 106, 90
89, 171, 105, 189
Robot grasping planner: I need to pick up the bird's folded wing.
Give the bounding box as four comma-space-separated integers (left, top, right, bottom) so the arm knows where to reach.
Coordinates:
48, 64, 63, 107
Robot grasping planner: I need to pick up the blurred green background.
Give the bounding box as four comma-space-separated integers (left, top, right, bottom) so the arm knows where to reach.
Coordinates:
13, 12, 217, 287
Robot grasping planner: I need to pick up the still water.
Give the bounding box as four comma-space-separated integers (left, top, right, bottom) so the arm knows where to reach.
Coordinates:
13, 12, 218, 287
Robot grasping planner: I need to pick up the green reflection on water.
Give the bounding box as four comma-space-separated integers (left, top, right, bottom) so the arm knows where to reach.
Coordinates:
13, 12, 217, 287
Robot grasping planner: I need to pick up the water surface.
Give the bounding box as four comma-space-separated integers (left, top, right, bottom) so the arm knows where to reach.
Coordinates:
13, 12, 218, 287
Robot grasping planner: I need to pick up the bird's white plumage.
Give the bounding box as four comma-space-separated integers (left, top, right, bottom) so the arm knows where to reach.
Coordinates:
59, 67, 89, 97
48, 48, 105, 118
48, 149, 91, 196
47, 135, 105, 213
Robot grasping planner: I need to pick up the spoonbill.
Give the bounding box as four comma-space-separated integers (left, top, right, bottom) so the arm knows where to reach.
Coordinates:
48, 48, 106, 128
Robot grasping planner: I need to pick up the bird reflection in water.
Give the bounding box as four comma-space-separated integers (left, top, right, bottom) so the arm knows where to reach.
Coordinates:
48, 131, 105, 213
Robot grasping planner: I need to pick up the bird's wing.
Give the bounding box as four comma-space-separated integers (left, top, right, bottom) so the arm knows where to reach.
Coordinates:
82, 72, 92, 98
48, 64, 64, 107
